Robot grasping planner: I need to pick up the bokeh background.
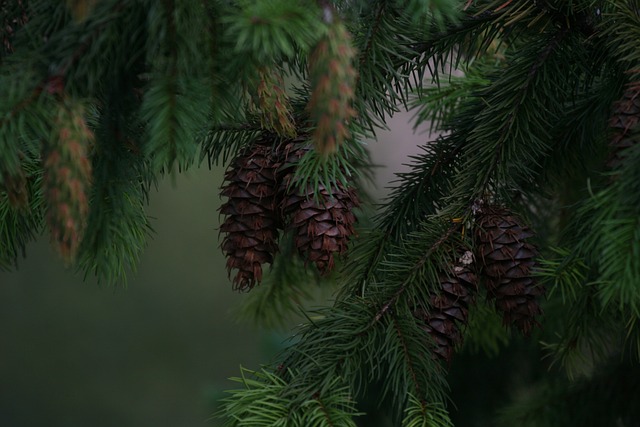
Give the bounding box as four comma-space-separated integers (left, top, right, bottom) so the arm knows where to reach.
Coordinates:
0, 112, 423, 427
1, 165, 267, 427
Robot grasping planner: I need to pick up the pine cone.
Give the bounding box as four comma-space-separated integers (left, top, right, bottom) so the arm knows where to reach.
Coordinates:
414, 253, 477, 363
43, 102, 93, 264
219, 141, 281, 291
608, 81, 640, 169
280, 144, 360, 275
475, 205, 544, 336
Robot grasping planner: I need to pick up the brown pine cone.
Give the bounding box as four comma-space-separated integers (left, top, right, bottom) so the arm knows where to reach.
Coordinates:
415, 254, 477, 362
219, 141, 281, 290
475, 205, 545, 335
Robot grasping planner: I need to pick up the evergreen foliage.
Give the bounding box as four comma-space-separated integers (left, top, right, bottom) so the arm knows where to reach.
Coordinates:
1, 0, 640, 426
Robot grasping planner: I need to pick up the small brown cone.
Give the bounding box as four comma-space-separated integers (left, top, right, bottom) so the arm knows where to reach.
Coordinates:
414, 252, 478, 363
307, 21, 357, 156
608, 80, 640, 170
219, 140, 281, 291
279, 143, 359, 274
475, 205, 544, 335
43, 101, 93, 264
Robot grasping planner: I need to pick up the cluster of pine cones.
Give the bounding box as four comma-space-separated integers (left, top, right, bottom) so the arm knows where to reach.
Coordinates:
219, 135, 359, 291
417, 78, 638, 363
415, 204, 545, 363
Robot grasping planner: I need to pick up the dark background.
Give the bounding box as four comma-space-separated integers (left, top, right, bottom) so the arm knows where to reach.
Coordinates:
0, 166, 278, 427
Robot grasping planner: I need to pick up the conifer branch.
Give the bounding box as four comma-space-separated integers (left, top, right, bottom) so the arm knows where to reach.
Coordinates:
345, 137, 466, 298
0, 85, 44, 128
56, 0, 126, 77
377, 139, 465, 234
0, 157, 44, 269
312, 392, 337, 427
411, 8, 498, 57
370, 222, 459, 326
391, 312, 423, 401
351, 230, 390, 293
351, 0, 461, 128
481, 26, 568, 192
200, 123, 262, 167
402, 394, 453, 427
357, 3, 385, 69
0, 77, 53, 177
164, 0, 178, 165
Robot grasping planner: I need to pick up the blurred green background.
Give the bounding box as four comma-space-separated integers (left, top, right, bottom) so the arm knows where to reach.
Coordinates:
0, 115, 441, 427
0, 166, 286, 427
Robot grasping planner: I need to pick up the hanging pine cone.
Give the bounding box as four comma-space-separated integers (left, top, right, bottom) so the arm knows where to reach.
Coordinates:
608, 80, 640, 170
43, 101, 93, 264
279, 143, 360, 275
414, 252, 477, 363
475, 205, 544, 336
219, 141, 281, 291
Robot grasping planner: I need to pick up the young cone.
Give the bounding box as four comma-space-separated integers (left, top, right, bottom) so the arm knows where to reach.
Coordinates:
414, 252, 478, 363
1, 169, 29, 210
608, 80, 640, 169
475, 205, 544, 336
43, 102, 93, 264
307, 20, 357, 156
252, 66, 296, 138
219, 140, 281, 291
